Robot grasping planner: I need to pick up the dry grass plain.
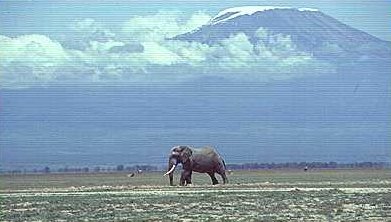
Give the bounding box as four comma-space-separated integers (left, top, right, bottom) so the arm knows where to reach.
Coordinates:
1, 169, 390, 221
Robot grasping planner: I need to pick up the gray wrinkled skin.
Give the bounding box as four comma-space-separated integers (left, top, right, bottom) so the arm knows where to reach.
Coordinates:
167, 145, 228, 186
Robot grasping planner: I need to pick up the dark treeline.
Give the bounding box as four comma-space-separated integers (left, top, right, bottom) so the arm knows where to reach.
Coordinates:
226, 162, 390, 170
2, 164, 158, 175
56, 164, 158, 173
2, 162, 389, 174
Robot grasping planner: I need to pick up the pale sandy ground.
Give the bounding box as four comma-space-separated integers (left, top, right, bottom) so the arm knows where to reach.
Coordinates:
2, 180, 391, 221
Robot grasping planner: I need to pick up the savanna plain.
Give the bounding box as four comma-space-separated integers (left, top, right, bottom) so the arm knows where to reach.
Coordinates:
1, 169, 390, 221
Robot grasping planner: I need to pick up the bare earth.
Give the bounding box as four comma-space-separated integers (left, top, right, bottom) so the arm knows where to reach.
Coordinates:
1, 169, 390, 221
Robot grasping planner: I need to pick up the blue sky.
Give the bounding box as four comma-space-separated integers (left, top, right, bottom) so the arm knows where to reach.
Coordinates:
1, 0, 390, 41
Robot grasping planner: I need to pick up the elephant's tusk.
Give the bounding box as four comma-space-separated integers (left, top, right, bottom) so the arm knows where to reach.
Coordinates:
164, 165, 176, 176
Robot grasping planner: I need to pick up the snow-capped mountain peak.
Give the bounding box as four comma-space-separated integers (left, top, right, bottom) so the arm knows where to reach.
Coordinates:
210, 6, 318, 25
173, 6, 390, 61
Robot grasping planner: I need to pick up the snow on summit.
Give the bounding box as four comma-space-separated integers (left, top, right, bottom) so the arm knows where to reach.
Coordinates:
210, 6, 319, 24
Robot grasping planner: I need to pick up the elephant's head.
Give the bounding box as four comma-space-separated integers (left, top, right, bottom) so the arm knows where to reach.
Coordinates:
164, 146, 193, 184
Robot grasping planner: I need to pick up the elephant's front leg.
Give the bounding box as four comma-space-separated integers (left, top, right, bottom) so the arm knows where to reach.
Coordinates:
180, 170, 192, 186
169, 173, 174, 186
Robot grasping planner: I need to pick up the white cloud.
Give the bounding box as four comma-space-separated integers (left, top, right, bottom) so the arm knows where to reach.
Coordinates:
89, 40, 124, 53
0, 34, 69, 87
121, 11, 211, 42
61, 18, 116, 51
163, 30, 332, 81
0, 34, 67, 63
0, 12, 335, 89
139, 42, 181, 65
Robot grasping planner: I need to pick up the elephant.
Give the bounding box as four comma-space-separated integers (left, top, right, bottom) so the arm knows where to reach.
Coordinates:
164, 145, 228, 186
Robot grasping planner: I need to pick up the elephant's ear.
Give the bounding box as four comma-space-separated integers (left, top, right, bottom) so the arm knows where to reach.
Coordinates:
180, 146, 193, 163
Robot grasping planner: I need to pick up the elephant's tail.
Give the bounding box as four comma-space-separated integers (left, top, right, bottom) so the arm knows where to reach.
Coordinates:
222, 159, 227, 170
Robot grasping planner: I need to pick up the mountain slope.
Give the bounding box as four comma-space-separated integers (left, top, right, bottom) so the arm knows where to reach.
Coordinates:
173, 6, 391, 61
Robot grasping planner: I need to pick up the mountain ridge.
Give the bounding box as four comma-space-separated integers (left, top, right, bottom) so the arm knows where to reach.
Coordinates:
209, 6, 319, 25
173, 6, 391, 61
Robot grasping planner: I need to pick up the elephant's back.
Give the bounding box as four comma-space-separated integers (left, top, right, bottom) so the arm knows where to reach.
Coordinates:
191, 147, 223, 173
193, 146, 219, 157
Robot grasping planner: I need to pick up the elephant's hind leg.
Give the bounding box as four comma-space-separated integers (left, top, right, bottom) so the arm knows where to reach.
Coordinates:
218, 172, 228, 184
207, 172, 219, 185
216, 165, 228, 184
